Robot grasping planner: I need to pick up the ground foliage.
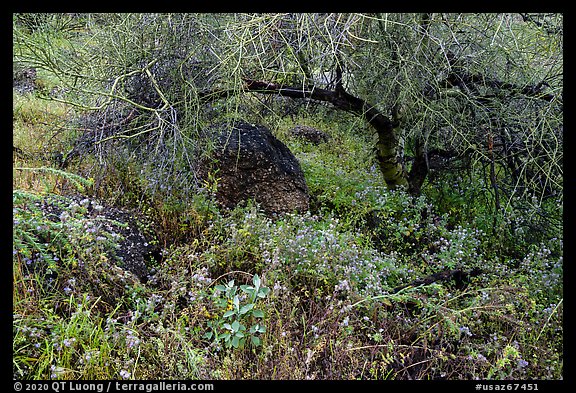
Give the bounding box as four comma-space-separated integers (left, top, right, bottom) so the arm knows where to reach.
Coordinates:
13, 13, 562, 380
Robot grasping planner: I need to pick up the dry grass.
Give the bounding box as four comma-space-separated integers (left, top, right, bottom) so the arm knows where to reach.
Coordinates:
13, 91, 76, 194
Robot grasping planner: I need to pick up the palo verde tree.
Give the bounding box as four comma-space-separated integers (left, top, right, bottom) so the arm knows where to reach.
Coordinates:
14, 13, 562, 235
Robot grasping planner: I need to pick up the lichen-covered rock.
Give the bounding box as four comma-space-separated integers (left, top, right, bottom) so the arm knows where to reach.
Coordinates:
37, 195, 157, 281
289, 125, 331, 145
208, 121, 310, 216
13, 67, 37, 94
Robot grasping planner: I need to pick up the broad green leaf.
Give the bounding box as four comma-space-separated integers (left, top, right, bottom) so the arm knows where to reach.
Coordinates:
253, 274, 261, 288
203, 331, 213, 339
252, 309, 264, 318
231, 336, 240, 348
250, 323, 266, 334
257, 287, 270, 298
239, 303, 255, 315
223, 323, 232, 330
214, 285, 227, 292
251, 336, 261, 346
223, 310, 235, 318
231, 320, 240, 331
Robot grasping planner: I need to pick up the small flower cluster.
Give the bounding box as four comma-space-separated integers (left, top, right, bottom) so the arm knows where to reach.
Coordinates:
519, 240, 563, 303
265, 213, 410, 299
424, 225, 484, 270
14, 194, 126, 287
79, 349, 100, 365
190, 267, 213, 288
125, 331, 141, 349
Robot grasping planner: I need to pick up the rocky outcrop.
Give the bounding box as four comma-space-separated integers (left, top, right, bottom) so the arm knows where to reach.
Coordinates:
208, 121, 310, 216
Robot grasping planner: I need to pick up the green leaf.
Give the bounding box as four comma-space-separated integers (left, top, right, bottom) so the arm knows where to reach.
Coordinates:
253, 274, 261, 288
231, 320, 240, 331
233, 295, 240, 310
240, 284, 254, 293
214, 285, 227, 292
203, 331, 213, 339
231, 336, 240, 348
257, 287, 270, 298
250, 323, 266, 334
223, 323, 232, 330
239, 303, 255, 315
382, 298, 392, 307
223, 310, 235, 318
252, 309, 264, 318
251, 336, 261, 346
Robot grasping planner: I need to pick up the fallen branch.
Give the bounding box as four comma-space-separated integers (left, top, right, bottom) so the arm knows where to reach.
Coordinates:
392, 267, 483, 293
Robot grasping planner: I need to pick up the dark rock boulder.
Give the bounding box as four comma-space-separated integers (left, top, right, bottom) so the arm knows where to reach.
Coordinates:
289, 125, 331, 145
37, 195, 157, 281
97, 205, 156, 281
13, 67, 38, 94
124, 55, 208, 109
208, 121, 310, 216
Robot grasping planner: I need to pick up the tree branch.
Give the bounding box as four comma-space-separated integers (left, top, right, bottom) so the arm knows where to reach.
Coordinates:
392, 267, 483, 293
442, 69, 560, 104
240, 77, 395, 137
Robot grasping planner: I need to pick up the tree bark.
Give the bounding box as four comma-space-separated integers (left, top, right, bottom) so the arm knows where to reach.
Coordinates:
408, 136, 429, 196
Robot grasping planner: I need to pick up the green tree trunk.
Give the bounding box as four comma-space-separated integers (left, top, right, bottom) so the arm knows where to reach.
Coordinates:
375, 123, 409, 190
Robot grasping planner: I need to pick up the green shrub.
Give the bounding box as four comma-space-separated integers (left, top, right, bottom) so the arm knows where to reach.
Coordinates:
204, 274, 270, 350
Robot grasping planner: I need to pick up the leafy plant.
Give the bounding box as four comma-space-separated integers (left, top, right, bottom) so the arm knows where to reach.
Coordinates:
204, 274, 270, 349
